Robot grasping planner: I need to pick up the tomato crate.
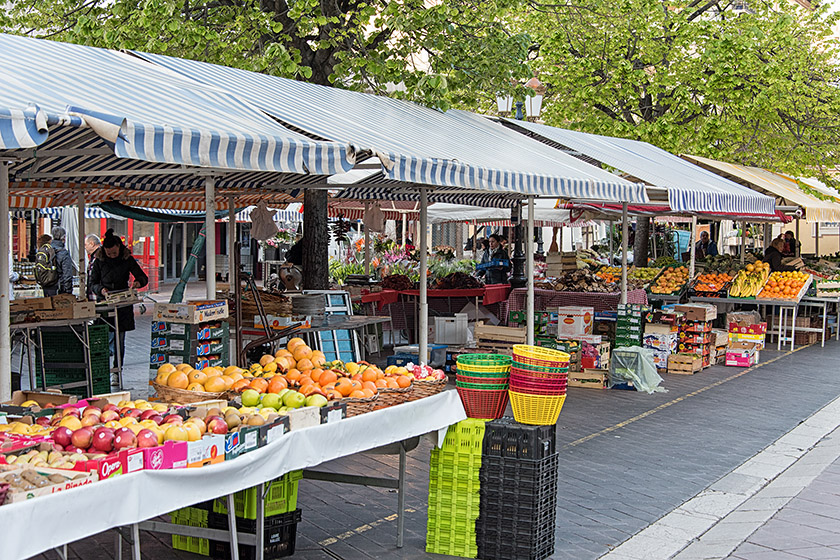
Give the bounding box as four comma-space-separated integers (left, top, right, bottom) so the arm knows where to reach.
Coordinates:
208, 509, 301, 560
213, 471, 302, 520
482, 417, 556, 460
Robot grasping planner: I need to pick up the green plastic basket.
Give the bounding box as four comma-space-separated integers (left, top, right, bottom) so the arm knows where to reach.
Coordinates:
456, 367, 511, 378
456, 353, 512, 373
456, 380, 509, 390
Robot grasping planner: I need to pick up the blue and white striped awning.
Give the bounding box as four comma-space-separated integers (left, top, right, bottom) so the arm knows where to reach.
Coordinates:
0, 33, 354, 179
132, 51, 648, 203
40, 207, 121, 220
502, 119, 776, 216
335, 187, 521, 208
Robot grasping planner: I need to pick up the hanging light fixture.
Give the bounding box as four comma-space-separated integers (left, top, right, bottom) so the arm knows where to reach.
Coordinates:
523, 76, 545, 120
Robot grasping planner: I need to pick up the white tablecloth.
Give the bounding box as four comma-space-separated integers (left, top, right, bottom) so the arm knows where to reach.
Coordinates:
0, 390, 466, 560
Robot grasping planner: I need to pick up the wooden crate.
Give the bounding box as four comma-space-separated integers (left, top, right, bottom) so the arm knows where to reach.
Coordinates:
474, 323, 526, 356
667, 354, 702, 374
568, 369, 608, 389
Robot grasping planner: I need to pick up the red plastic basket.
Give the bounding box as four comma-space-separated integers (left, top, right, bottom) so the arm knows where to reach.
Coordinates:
510, 371, 568, 390
456, 386, 509, 420
456, 373, 510, 385
510, 366, 568, 380
509, 377, 567, 396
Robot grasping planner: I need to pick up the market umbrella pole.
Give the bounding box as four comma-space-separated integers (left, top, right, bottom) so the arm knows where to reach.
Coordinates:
741, 222, 746, 265
77, 191, 85, 300
816, 223, 820, 256
689, 216, 697, 281
228, 195, 236, 284
205, 177, 216, 299
181, 224, 188, 277
170, 226, 206, 304
621, 203, 628, 304
364, 202, 371, 277
526, 197, 535, 346
609, 220, 614, 265
0, 161, 10, 400
419, 189, 429, 366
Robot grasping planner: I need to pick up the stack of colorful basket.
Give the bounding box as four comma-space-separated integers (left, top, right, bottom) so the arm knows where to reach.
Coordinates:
455, 354, 512, 419
509, 345, 570, 425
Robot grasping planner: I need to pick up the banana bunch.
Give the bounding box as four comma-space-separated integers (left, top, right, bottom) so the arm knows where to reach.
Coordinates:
729, 265, 770, 297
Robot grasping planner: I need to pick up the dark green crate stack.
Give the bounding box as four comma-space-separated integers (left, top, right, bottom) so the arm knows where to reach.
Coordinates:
35, 325, 111, 396
616, 303, 646, 348
169, 471, 302, 557
426, 418, 486, 558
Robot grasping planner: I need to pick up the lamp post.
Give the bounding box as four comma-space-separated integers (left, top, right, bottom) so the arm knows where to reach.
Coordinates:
496, 76, 545, 287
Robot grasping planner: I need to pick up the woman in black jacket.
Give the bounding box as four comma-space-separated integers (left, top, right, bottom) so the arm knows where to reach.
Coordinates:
483, 234, 511, 285
764, 238, 796, 272
90, 229, 149, 368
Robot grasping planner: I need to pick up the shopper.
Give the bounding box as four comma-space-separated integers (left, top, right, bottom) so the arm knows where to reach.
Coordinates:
84, 234, 101, 301
90, 229, 148, 368
782, 231, 799, 257
38, 227, 75, 296
695, 231, 718, 259
483, 234, 510, 285
284, 237, 304, 266
765, 238, 796, 272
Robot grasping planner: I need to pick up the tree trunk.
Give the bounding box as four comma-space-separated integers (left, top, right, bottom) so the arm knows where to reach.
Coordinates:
634, 217, 650, 267
302, 189, 329, 289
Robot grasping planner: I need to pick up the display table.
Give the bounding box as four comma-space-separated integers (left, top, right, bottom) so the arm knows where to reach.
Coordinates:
502, 288, 649, 319
0, 390, 467, 560
361, 285, 511, 309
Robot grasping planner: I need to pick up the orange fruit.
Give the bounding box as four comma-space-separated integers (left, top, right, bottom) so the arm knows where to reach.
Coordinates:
286, 338, 305, 352
220, 375, 235, 390
286, 369, 302, 383
175, 363, 192, 372
203, 367, 223, 377
349, 390, 366, 399
186, 382, 205, 392
361, 369, 377, 382
188, 370, 208, 385
204, 376, 227, 393
335, 378, 354, 397
293, 345, 313, 362
229, 371, 244, 383
155, 368, 172, 385
249, 378, 269, 394
319, 370, 338, 386
310, 368, 324, 383
298, 376, 314, 386
374, 379, 387, 388
167, 372, 189, 389
396, 375, 412, 388
231, 379, 251, 392
385, 378, 400, 389
267, 376, 288, 394
296, 358, 313, 371
361, 388, 376, 398
326, 389, 343, 401
362, 380, 377, 392
157, 364, 177, 376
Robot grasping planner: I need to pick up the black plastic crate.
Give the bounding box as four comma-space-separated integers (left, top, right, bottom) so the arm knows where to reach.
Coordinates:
478, 492, 557, 523
482, 417, 556, 460
207, 508, 300, 560
479, 453, 560, 487
476, 523, 554, 560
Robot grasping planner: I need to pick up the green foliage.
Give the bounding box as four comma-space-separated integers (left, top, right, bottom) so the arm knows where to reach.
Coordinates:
518, 0, 840, 183
328, 258, 365, 285
428, 257, 476, 279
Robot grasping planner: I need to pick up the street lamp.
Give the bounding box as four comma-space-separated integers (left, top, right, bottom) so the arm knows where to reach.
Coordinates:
498, 76, 546, 286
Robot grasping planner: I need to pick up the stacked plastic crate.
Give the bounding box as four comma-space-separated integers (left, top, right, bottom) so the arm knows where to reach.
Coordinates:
477, 418, 558, 560
169, 470, 302, 559
616, 303, 646, 348
426, 418, 486, 558
35, 324, 111, 395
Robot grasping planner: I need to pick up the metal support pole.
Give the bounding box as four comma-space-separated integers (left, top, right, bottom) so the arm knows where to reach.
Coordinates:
741, 222, 747, 264
364, 202, 371, 276
419, 189, 429, 366
228, 195, 236, 284
609, 220, 614, 265
526, 197, 535, 346
472, 220, 478, 259
816, 222, 821, 256
77, 191, 86, 300
130, 523, 140, 560
397, 443, 406, 547
0, 162, 10, 401
255, 482, 265, 560
402, 213, 407, 248
205, 177, 216, 298
181, 223, 188, 276
689, 216, 697, 280
620, 203, 628, 304
226, 493, 240, 560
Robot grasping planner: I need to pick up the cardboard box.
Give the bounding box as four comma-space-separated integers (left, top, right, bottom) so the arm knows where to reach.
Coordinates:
152, 321, 229, 341
728, 332, 766, 350
668, 354, 703, 374
91, 391, 131, 405
186, 434, 225, 468
31, 302, 95, 321
729, 321, 767, 335
645, 323, 679, 335
73, 448, 145, 479
679, 332, 712, 345
153, 300, 229, 324
679, 341, 712, 355
682, 320, 713, 333
1, 391, 77, 414
725, 341, 760, 367
568, 369, 608, 389
643, 332, 678, 352
557, 306, 594, 337
10, 297, 53, 312
645, 311, 681, 326
141, 441, 188, 470
151, 338, 228, 356
711, 330, 730, 347
675, 304, 717, 322
4, 467, 98, 503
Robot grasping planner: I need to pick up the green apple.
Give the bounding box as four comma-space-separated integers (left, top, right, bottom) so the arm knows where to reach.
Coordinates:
260, 393, 282, 410
277, 407, 289, 415
282, 390, 306, 409
305, 395, 328, 408
241, 389, 261, 408
276, 388, 290, 400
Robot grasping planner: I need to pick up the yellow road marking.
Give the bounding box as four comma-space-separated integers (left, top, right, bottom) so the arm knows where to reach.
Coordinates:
318, 508, 416, 547
564, 345, 808, 449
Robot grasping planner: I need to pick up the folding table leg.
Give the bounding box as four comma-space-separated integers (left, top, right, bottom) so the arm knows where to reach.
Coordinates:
115, 528, 123, 560
227, 493, 240, 560
53, 544, 68, 560
130, 523, 141, 560
822, 303, 827, 347
256, 482, 265, 560
397, 442, 407, 548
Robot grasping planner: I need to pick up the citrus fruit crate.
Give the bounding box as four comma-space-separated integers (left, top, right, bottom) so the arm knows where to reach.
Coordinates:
482, 418, 556, 460
441, 418, 487, 454
208, 508, 301, 560
213, 470, 302, 520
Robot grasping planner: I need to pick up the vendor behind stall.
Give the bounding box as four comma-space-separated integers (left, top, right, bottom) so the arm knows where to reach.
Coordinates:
479, 234, 510, 285
782, 231, 799, 257
695, 231, 718, 259
765, 238, 796, 272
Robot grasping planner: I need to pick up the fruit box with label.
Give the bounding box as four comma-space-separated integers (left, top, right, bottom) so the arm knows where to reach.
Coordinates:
141, 440, 188, 470
679, 332, 712, 345
4, 466, 98, 503
668, 354, 703, 374
644, 323, 679, 335
725, 341, 760, 367
728, 332, 766, 350
568, 369, 608, 389
645, 310, 681, 326
153, 300, 229, 324
72, 448, 146, 479
674, 304, 717, 322
225, 417, 289, 460
184, 434, 225, 468
556, 306, 594, 337
682, 320, 713, 333
151, 321, 229, 341
729, 321, 767, 335
1, 390, 78, 416
152, 338, 228, 356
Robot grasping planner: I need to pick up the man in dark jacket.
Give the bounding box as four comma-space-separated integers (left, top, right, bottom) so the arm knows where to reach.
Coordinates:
42, 226, 76, 296
90, 229, 149, 368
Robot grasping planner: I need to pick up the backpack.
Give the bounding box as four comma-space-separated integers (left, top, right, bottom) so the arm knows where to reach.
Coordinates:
35, 243, 59, 287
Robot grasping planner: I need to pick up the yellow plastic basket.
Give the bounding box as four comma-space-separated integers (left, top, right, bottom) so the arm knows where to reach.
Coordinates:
509, 391, 566, 425
512, 345, 570, 369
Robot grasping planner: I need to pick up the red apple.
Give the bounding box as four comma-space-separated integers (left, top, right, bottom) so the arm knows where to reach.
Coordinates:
119, 407, 133, 418
103, 403, 120, 413
52, 443, 65, 451
63, 445, 82, 453
127, 409, 143, 419
63, 408, 81, 418
163, 414, 183, 425
83, 406, 102, 417
81, 414, 100, 428
114, 430, 137, 450
100, 410, 120, 423
139, 409, 159, 421
70, 427, 94, 450
35, 416, 51, 427
52, 426, 73, 447
50, 415, 63, 427
92, 428, 115, 452
136, 429, 158, 448
148, 414, 165, 425
206, 417, 229, 435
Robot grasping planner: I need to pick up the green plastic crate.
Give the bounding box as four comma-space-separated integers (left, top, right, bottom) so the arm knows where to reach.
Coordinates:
426, 529, 477, 558
442, 419, 487, 453
213, 470, 302, 520
170, 507, 210, 556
